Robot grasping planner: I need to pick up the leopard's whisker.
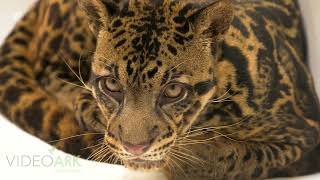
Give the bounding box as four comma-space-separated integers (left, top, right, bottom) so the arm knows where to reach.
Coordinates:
105, 153, 116, 164
185, 115, 252, 136
173, 145, 194, 153
93, 150, 109, 162
78, 54, 88, 89
118, 157, 124, 165
165, 158, 180, 177
210, 93, 235, 103
58, 51, 92, 91
91, 148, 106, 161
171, 143, 205, 168
159, 60, 188, 87
178, 131, 226, 143
210, 99, 233, 103
177, 132, 241, 146
164, 158, 174, 173
81, 142, 104, 151
87, 145, 105, 160
111, 154, 120, 164
109, 154, 116, 164
168, 154, 188, 178
88, 75, 105, 84
114, 155, 121, 165
209, 92, 236, 103
94, 137, 105, 143
173, 146, 204, 163
170, 148, 205, 168
49, 132, 104, 143
92, 147, 111, 162
58, 77, 91, 91
210, 87, 232, 101
182, 129, 236, 140
182, 128, 226, 138
96, 148, 112, 162
99, 57, 117, 69
168, 151, 197, 169
170, 60, 187, 72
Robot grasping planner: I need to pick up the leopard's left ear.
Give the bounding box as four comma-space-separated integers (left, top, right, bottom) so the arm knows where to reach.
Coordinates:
78, 0, 128, 33
190, 0, 234, 38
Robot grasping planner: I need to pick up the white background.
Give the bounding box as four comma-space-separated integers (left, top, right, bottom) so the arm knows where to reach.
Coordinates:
0, 1, 319, 180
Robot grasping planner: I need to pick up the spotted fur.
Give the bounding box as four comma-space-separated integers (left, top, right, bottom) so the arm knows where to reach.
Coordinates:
0, 0, 320, 179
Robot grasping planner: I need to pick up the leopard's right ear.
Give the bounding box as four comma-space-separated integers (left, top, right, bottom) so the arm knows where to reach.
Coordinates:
78, 0, 128, 33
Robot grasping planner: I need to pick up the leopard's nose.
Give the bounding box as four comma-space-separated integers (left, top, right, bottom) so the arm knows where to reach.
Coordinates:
122, 141, 151, 155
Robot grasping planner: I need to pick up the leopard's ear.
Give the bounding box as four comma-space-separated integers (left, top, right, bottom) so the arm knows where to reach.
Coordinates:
78, 0, 128, 33
189, 0, 234, 38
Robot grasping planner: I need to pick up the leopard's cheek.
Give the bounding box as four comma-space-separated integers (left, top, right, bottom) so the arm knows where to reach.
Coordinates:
160, 81, 217, 134
93, 88, 120, 123
160, 95, 197, 133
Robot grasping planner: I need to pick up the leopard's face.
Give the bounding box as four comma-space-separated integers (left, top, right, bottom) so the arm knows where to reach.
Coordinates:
80, 0, 233, 170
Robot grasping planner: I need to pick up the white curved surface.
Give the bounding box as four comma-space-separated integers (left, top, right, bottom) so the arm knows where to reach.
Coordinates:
0, 119, 166, 180
0, 0, 319, 180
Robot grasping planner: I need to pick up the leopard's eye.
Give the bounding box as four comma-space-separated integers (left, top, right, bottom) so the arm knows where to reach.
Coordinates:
98, 77, 123, 103
164, 83, 185, 99
99, 77, 122, 93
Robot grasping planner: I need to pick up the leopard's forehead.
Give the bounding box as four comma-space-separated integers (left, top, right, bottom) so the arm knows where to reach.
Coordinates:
94, 1, 200, 89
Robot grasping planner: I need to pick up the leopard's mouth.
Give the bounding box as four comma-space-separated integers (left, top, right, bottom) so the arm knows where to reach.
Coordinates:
124, 158, 165, 170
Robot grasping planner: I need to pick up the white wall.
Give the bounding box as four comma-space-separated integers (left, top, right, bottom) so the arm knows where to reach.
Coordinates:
0, 1, 36, 42
300, 0, 320, 96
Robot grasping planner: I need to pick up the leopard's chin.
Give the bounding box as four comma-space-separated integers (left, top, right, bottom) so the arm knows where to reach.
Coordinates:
124, 158, 165, 171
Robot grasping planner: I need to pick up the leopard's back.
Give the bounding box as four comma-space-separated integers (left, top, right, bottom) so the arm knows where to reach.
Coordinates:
198, 0, 320, 177
0, 0, 99, 156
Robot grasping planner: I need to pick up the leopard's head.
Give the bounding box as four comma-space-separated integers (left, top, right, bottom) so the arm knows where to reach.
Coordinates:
79, 0, 233, 170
